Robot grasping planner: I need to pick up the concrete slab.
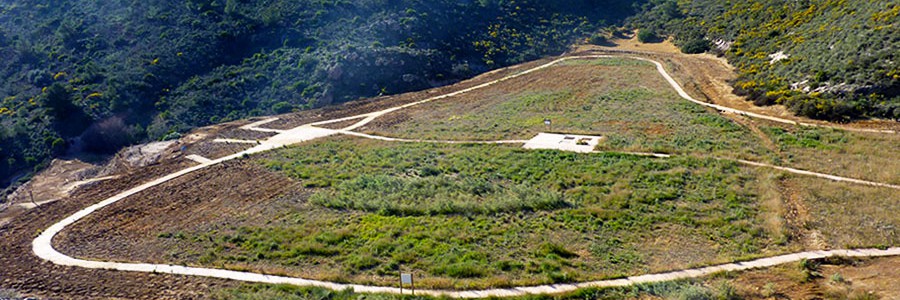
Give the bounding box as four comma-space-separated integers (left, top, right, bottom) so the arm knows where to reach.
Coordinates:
522, 133, 603, 153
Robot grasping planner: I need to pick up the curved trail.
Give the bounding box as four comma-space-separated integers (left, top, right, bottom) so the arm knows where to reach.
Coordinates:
33, 55, 900, 297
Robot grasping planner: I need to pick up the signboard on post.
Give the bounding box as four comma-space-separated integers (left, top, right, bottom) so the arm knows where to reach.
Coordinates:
400, 273, 414, 295
544, 118, 552, 131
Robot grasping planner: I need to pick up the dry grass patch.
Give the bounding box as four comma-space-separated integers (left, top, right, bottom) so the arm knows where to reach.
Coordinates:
154, 137, 792, 289
762, 125, 900, 184
790, 176, 900, 249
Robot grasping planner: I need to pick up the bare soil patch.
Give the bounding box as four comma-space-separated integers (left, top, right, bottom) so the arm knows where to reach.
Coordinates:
0, 159, 237, 299
218, 126, 277, 141
726, 256, 900, 300
56, 160, 297, 265
313, 117, 367, 130
4, 159, 99, 206
182, 141, 253, 160
263, 56, 561, 130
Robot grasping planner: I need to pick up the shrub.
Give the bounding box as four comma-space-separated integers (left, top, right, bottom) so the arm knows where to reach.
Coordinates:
713, 282, 740, 300
435, 262, 486, 278
679, 38, 710, 54
50, 137, 67, 155
346, 255, 380, 271
830, 272, 844, 283
80, 116, 143, 154
272, 102, 293, 114
539, 243, 579, 259
588, 33, 608, 45
675, 285, 713, 300
637, 29, 660, 43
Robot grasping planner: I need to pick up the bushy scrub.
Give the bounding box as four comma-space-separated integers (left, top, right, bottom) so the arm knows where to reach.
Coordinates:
311, 174, 570, 216
630, 0, 900, 121
175, 138, 780, 289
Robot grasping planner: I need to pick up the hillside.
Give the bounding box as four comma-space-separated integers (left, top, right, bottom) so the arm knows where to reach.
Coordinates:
4, 0, 899, 192
0, 0, 642, 190
3, 52, 898, 299
631, 0, 900, 121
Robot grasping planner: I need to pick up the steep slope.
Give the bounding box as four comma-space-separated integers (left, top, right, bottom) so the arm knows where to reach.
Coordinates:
631, 0, 900, 121
0, 0, 643, 190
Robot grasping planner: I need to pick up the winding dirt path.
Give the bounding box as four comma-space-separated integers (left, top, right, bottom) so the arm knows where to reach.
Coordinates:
32, 55, 900, 298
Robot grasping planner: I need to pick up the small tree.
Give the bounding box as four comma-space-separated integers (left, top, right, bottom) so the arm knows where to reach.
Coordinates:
637, 29, 660, 43
272, 102, 293, 114
80, 116, 142, 153
679, 38, 711, 54
42, 83, 90, 137
588, 33, 607, 45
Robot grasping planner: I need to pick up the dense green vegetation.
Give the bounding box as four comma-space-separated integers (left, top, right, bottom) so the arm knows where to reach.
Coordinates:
631, 0, 900, 121
0, 0, 644, 190
165, 137, 783, 288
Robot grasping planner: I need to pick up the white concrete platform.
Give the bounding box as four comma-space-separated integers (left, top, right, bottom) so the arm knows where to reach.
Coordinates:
522, 133, 603, 153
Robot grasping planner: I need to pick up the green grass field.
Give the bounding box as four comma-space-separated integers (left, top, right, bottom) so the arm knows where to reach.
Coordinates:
151, 57, 898, 294
362, 58, 774, 161
169, 137, 790, 289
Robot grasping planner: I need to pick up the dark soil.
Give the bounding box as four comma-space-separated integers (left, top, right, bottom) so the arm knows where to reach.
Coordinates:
265, 55, 561, 130
0, 159, 239, 299
56, 160, 298, 266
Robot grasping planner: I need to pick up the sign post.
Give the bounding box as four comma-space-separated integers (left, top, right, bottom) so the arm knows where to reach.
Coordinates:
401, 273, 413, 296
544, 118, 552, 132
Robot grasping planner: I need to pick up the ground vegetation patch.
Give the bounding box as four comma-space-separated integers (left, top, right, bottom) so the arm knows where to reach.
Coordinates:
362, 59, 774, 161
157, 137, 787, 289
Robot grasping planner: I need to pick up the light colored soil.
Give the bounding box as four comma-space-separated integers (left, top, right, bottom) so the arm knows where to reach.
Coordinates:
729, 257, 900, 300
780, 178, 829, 250
1, 159, 108, 228
822, 257, 900, 299
592, 33, 682, 54
5, 159, 99, 206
